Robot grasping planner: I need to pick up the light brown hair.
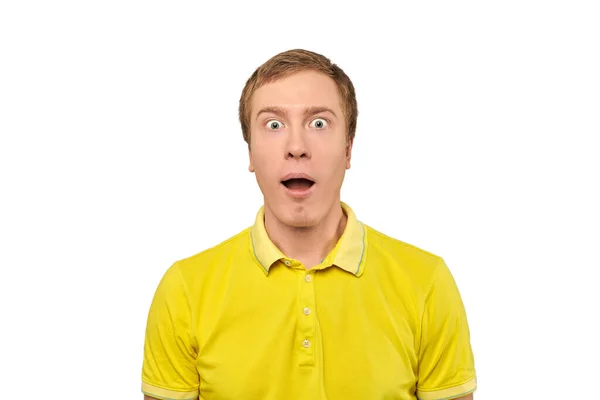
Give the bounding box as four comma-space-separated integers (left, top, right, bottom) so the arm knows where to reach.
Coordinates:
239, 49, 358, 147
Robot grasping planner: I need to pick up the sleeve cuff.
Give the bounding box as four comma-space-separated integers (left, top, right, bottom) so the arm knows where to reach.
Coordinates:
141, 381, 198, 400
417, 376, 477, 400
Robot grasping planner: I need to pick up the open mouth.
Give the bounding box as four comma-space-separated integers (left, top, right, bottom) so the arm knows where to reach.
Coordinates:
281, 178, 315, 190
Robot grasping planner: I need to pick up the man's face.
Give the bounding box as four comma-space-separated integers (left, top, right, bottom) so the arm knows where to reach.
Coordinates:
249, 69, 352, 228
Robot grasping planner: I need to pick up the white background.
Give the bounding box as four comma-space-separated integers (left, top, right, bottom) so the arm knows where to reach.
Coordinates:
1, 1, 599, 398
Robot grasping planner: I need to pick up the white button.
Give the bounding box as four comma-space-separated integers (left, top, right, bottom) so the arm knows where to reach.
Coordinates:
303, 307, 311, 315
284, 260, 291, 266
305, 274, 312, 282
302, 339, 310, 348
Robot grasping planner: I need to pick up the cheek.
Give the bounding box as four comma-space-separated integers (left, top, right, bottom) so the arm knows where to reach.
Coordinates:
321, 154, 348, 182
253, 156, 280, 187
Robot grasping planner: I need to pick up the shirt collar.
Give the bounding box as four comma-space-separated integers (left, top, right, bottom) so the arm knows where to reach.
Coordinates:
250, 202, 367, 276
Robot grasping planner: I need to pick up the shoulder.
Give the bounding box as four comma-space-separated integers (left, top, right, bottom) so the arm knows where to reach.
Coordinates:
363, 224, 445, 286
171, 227, 252, 281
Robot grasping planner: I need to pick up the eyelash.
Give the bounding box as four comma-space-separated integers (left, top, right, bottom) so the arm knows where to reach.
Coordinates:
311, 116, 330, 126
265, 116, 330, 129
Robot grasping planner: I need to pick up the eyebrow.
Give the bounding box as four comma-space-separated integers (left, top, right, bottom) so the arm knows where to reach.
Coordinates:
255, 106, 337, 121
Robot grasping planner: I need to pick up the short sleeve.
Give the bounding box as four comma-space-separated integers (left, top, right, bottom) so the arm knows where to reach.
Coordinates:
142, 262, 199, 400
416, 258, 477, 400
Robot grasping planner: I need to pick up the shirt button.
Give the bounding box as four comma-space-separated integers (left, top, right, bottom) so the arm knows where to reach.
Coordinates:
305, 274, 312, 282
303, 307, 311, 315
284, 260, 291, 266
302, 339, 310, 348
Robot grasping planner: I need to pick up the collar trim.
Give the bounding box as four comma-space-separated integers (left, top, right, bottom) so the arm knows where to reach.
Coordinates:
250, 202, 367, 276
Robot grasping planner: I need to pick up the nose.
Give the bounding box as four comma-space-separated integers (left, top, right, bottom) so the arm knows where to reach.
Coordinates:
285, 127, 311, 160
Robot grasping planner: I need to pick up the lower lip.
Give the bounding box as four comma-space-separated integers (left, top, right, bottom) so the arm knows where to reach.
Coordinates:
281, 183, 315, 199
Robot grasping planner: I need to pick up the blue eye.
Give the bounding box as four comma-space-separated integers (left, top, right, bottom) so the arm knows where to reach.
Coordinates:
310, 118, 328, 129
266, 120, 284, 130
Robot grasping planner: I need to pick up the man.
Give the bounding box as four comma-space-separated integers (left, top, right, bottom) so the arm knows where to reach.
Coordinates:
141, 49, 477, 400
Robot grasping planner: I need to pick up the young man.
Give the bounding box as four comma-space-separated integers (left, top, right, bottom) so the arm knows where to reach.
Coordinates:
141, 49, 477, 400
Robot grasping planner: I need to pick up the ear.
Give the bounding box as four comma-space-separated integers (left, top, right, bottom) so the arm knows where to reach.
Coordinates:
345, 137, 354, 170
248, 145, 255, 173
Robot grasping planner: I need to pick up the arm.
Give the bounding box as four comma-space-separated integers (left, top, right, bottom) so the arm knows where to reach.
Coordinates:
455, 395, 474, 400
141, 263, 200, 400
416, 258, 477, 400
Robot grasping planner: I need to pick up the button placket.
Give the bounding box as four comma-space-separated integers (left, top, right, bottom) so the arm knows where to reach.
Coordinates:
297, 271, 316, 366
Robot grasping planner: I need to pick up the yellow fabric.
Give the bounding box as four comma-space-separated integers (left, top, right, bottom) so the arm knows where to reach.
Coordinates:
142, 202, 476, 400
142, 382, 198, 400
416, 377, 477, 400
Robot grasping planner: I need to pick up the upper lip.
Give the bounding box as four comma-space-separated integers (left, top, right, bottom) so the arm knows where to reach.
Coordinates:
280, 173, 316, 183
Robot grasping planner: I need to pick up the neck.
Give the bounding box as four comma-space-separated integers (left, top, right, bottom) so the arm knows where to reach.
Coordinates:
264, 202, 347, 269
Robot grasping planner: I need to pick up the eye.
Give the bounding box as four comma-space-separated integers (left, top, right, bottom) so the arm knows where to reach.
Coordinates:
310, 118, 328, 129
266, 120, 284, 130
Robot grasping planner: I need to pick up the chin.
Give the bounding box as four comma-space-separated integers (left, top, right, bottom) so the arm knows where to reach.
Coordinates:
272, 201, 320, 228
285, 215, 316, 228
286, 206, 318, 228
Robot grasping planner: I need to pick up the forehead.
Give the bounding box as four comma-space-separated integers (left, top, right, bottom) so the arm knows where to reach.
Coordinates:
251, 70, 342, 116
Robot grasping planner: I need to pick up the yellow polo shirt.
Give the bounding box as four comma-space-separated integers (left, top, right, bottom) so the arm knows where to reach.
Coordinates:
142, 202, 477, 400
